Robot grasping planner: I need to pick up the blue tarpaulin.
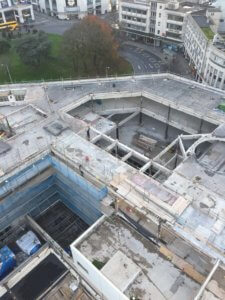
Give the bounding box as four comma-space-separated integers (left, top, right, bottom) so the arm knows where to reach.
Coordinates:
0, 246, 16, 279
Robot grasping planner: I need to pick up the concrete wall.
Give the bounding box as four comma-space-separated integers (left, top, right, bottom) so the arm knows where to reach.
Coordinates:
71, 246, 128, 300
93, 97, 141, 115
0, 174, 58, 230
0, 155, 107, 230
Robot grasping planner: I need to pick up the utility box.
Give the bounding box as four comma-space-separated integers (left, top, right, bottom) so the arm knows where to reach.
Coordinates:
0, 246, 16, 279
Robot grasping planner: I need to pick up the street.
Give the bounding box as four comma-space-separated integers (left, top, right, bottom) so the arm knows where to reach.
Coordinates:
33, 12, 77, 34
120, 44, 167, 74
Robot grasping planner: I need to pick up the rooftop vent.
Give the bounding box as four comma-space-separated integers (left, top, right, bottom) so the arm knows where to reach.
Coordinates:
43, 121, 69, 136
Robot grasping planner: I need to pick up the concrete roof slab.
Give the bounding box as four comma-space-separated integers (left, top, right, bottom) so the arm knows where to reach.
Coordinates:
101, 250, 141, 292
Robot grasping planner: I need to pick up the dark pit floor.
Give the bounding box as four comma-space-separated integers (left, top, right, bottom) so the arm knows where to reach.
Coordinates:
11, 254, 67, 300
35, 201, 89, 250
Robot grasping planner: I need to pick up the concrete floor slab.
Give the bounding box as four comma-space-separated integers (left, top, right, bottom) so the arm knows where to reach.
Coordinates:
101, 250, 141, 292
77, 216, 200, 300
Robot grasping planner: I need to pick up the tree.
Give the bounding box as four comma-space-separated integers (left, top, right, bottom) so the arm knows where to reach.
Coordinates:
62, 16, 120, 76
15, 31, 51, 66
0, 39, 11, 55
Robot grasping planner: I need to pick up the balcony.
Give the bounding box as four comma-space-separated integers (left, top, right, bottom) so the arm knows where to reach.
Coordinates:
166, 27, 182, 34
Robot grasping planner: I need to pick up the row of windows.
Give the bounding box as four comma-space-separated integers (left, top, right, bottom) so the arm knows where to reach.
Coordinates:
151, 2, 157, 9
210, 53, 225, 67
122, 14, 146, 23
166, 31, 181, 39
167, 23, 182, 31
206, 66, 225, 88
125, 23, 146, 32
167, 14, 183, 22
186, 22, 206, 47
150, 11, 156, 17
122, 6, 147, 15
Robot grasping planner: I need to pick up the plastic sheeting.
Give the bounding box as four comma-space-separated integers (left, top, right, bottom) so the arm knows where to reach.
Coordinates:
0, 246, 16, 279
16, 231, 41, 256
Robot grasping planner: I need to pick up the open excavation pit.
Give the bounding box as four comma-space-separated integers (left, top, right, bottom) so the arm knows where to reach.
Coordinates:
0, 155, 107, 279
66, 94, 217, 183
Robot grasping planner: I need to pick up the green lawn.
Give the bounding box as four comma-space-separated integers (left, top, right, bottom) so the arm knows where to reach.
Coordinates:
0, 33, 133, 84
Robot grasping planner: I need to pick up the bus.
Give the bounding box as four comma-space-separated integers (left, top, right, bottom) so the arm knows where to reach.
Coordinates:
0, 21, 19, 31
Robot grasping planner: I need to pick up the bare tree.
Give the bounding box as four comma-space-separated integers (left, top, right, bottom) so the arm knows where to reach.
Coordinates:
62, 16, 120, 76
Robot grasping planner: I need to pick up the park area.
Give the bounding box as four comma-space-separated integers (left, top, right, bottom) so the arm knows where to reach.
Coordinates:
0, 32, 132, 84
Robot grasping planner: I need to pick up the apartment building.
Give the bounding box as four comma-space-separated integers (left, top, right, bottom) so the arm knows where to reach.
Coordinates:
183, 8, 225, 90
0, 0, 34, 23
38, 0, 112, 19
119, 0, 203, 43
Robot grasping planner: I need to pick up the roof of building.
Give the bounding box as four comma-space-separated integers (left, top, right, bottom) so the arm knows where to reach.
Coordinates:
1, 74, 225, 299
75, 215, 201, 299
192, 14, 211, 28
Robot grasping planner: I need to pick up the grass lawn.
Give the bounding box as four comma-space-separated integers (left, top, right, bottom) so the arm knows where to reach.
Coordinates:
0, 33, 133, 84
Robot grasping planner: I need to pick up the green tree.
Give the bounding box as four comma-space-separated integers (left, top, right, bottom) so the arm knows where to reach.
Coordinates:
0, 39, 11, 55
62, 16, 120, 76
15, 32, 51, 66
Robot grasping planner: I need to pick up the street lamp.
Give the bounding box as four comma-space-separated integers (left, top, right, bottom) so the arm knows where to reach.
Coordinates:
105, 66, 110, 77
1, 64, 13, 83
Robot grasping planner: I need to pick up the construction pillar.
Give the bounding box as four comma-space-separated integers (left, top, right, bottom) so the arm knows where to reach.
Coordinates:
139, 111, 143, 125
116, 125, 119, 140
87, 126, 90, 141
165, 105, 171, 140
199, 119, 203, 134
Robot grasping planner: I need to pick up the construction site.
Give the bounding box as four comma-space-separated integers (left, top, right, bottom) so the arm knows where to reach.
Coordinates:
0, 73, 225, 299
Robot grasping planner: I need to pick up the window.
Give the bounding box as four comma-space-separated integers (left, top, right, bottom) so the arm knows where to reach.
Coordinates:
159, 13, 161, 17
160, 5, 162, 9
158, 22, 160, 26
157, 30, 160, 34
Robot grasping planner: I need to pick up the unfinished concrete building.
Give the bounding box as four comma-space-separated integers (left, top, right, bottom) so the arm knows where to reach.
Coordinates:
0, 73, 225, 299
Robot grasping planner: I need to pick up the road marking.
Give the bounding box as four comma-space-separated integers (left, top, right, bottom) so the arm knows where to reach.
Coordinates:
138, 65, 141, 70
149, 64, 153, 69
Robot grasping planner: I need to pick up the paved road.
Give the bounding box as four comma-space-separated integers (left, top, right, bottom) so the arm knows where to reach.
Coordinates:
33, 11, 118, 35
120, 44, 167, 74
33, 13, 76, 34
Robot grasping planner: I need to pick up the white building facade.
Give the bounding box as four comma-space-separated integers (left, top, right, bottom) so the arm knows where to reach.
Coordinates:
119, 0, 202, 44
38, 0, 112, 20
183, 9, 225, 90
0, 0, 34, 23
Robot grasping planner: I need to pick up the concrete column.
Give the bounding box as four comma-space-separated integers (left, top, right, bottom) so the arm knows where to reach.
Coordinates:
220, 72, 225, 90
209, 68, 214, 86
198, 119, 203, 134
7, 0, 12, 7
139, 111, 142, 125
204, 67, 210, 84
87, 127, 90, 141
1, 12, 6, 23
165, 105, 171, 140
17, 8, 24, 23
116, 126, 119, 140
48, 0, 53, 14
30, 6, 35, 21
213, 72, 219, 89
